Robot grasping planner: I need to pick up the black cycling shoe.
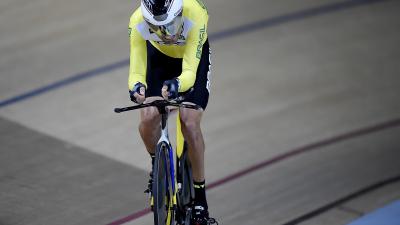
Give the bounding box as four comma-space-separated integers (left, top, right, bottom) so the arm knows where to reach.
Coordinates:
144, 171, 153, 194
144, 171, 155, 210
191, 206, 218, 225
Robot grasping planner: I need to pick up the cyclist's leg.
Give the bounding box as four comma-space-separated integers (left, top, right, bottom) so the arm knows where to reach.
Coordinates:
179, 40, 217, 224
139, 98, 162, 155
179, 39, 210, 184
179, 107, 209, 215
179, 108, 205, 183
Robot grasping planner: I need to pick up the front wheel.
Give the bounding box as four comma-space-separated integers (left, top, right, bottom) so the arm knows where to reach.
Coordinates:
153, 142, 174, 225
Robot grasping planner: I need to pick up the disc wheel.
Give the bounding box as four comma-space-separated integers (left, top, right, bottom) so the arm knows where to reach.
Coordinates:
176, 144, 194, 225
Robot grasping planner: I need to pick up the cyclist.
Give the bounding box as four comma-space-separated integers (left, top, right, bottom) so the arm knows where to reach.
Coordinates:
128, 0, 217, 224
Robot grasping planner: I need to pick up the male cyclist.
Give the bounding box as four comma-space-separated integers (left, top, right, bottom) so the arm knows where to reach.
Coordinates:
128, 0, 216, 224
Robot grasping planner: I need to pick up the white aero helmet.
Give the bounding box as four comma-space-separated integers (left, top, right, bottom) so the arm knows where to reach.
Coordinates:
141, 0, 183, 38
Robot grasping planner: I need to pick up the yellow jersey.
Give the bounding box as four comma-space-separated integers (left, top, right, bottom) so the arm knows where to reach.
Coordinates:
128, 0, 209, 92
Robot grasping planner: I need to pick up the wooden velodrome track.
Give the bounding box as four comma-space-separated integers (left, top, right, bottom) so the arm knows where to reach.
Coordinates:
1, 0, 400, 224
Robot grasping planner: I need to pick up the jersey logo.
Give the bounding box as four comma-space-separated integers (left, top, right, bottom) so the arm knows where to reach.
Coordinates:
196, 25, 206, 59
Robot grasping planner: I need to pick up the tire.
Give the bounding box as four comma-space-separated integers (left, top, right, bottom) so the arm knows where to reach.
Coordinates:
176, 143, 194, 224
153, 142, 174, 225
184, 207, 192, 225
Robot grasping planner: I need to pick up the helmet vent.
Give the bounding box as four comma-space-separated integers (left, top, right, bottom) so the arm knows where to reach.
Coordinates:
153, 14, 168, 21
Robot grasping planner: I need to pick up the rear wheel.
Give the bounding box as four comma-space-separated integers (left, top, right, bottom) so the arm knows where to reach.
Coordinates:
176, 143, 194, 224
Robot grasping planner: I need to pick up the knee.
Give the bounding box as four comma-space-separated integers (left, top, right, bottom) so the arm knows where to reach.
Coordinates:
181, 119, 200, 132
180, 113, 201, 133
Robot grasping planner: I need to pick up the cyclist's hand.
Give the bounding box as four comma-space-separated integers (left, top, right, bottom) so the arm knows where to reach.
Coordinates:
129, 82, 146, 104
162, 79, 179, 100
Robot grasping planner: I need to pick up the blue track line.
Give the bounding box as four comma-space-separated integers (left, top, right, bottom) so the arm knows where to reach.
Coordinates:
0, 59, 129, 108
210, 0, 390, 41
0, 0, 391, 109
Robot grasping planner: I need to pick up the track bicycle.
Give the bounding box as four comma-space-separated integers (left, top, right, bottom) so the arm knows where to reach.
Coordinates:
114, 97, 199, 225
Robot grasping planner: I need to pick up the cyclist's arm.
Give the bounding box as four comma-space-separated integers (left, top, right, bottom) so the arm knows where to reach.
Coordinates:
177, 7, 208, 92
128, 13, 148, 91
